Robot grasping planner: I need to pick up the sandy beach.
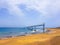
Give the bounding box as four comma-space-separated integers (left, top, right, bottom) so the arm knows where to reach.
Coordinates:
0, 28, 60, 45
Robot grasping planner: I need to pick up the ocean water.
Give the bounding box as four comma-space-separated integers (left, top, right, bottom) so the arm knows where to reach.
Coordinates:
0, 27, 44, 38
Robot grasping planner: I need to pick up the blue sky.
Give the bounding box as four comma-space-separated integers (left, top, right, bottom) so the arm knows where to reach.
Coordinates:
0, 0, 60, 27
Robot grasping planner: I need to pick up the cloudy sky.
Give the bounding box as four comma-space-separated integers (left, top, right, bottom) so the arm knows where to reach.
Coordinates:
0, 0, 60, 27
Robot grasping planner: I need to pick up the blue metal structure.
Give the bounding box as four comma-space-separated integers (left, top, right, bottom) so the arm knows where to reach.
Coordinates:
26, 24, 45, 33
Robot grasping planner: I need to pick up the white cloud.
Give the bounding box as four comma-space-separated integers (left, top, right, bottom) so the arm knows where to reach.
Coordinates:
0, 0, 60, 17
0, 0, 60, 27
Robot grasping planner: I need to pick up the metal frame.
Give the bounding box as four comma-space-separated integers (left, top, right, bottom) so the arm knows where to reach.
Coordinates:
26, 24, 45, 33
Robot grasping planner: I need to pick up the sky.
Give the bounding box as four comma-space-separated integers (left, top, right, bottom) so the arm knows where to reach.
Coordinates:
0, 0, 60, 27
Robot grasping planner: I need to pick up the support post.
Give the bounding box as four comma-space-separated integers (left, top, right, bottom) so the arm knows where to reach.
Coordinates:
43, 23, 45, 33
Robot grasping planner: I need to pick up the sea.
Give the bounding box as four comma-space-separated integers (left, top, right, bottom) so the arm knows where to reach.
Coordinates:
0, 27, 44, 38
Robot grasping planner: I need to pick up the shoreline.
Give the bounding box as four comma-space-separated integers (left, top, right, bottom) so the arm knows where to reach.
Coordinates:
0, 28, 60, 45
0, 29, 52, 39
0, 32, 42, 39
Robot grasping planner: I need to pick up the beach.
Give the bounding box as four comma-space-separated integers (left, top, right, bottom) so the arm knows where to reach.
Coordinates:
0, 28, 60, 45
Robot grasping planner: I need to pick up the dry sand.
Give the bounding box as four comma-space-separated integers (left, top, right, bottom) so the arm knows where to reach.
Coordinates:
0, 28, 60, 45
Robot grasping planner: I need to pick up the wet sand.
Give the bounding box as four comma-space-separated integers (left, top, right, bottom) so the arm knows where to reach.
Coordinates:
0, 28, 60, 45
